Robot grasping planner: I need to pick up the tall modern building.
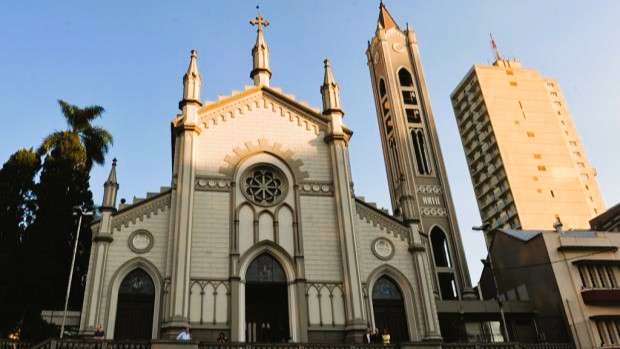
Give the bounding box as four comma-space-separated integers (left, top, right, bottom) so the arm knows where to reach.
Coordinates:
451, 56, 605, 233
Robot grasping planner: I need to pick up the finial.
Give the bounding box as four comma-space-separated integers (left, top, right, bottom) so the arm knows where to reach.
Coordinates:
191, 49, 197, 58
250, 6, 270, 31
250, 5, 271, 86
112, 158, 117, 166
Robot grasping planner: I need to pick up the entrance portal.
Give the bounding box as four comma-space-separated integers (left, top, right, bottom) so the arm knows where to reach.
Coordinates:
372, 276, 409, 342
114, 268, 155, 340
245, 253, 290, 342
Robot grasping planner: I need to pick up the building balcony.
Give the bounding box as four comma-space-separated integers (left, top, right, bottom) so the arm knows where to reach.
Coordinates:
581, 288, 620, 305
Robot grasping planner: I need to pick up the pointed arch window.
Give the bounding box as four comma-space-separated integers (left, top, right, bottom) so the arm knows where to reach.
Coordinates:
431, 227, 451, 268
378, 79, 393, 135
410, 128, 432, 175
246, 253, 286, 283
398, 68, 420, 124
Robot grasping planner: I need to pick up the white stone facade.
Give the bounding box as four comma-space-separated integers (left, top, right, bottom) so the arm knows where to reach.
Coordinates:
79, 5, 470, 344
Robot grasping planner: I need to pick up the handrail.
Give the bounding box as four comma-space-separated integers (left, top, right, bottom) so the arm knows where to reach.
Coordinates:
10, 339, 574, 349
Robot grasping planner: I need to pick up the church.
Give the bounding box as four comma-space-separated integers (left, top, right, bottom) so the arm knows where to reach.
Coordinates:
79, 3, 494, 343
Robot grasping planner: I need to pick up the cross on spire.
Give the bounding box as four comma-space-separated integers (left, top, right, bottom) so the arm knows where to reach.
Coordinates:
250, 5, 270, 31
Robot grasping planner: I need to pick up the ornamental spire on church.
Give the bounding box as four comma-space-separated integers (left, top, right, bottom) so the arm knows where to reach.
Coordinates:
102, 158, 119, 209
377, 1, 399, 30
321, 59, 343, 115
250, 6, 272, 87
180, 49, 202, 108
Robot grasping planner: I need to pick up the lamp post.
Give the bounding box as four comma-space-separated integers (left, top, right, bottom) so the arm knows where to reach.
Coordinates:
60, 206, 94, 339
473, 224, 511, 342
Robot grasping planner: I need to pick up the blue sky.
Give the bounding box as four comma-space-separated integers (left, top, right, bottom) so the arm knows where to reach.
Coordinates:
1, 0, 619, 281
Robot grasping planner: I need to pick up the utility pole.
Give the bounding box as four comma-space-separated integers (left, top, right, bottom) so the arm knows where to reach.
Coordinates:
60, 207, 94, 339
473, 224, 511, 342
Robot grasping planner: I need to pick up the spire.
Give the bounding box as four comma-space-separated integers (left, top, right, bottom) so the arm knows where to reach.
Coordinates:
377, 1, 399, 30
180, 49, 202, 109
250, 6, 271, 86
102, 158, 119, 210
321, 59, 343, 115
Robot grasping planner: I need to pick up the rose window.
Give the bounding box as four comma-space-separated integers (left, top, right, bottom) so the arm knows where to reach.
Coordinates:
241, 164, 288, 206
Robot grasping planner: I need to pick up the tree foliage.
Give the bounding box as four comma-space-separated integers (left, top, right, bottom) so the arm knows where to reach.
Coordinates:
0, 100, 113, 340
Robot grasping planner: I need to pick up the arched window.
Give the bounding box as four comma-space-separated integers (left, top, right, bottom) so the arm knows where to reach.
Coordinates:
246, 253, 286, 283
115, 268, 155, 339
431, 227, 451, 268
398, 68, 420, 124
411, 128, 432, 175
378, 79, 393, 134
430, 228, 458, 300
398, 69, 414, 87
372, 276, 409, 342
373, 276, 403, 300
379, 79, 387, 97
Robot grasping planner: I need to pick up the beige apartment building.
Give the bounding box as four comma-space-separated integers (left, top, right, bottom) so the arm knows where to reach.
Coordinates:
451, 58, 605, 233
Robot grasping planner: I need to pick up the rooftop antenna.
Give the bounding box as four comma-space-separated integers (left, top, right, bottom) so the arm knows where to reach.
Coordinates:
490, 33, 503, 61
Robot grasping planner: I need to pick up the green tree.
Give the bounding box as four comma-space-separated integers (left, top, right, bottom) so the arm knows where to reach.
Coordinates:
0, 149, 40, 336
16, 100, 112, 339
38, 100, 113, 171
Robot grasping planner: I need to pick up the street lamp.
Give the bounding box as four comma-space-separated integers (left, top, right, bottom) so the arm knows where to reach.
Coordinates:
473, 224, 511, 343
60, 206, 94, 339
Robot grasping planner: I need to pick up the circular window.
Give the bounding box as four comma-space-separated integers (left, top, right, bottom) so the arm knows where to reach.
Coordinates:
241, 164, 288, 206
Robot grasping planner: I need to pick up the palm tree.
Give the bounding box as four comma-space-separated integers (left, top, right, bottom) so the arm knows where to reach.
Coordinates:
38, 100, 113, 169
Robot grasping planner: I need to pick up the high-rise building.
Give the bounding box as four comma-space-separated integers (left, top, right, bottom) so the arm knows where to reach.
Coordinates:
451, 56, 605, 233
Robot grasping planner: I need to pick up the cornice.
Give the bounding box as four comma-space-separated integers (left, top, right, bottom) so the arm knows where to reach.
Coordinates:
355, 198, 409, 241
111, 191, 171, 231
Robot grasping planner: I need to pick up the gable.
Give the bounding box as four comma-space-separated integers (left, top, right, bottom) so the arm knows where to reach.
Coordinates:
197, 86, 329, 135
192, 86, 336, 181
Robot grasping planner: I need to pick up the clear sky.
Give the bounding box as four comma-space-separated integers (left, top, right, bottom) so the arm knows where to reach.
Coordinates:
1, 0, 619, 281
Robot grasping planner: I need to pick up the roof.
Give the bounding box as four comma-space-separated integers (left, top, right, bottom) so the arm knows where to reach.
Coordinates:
590, 202, 620, 230
499, 229, 541, 242
377, 2, 399, 30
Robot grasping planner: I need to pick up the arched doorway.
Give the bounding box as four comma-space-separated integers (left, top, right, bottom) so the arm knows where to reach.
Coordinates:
245, 253, 289, 342
372, 276, 409, 342
114, 268, 155, 339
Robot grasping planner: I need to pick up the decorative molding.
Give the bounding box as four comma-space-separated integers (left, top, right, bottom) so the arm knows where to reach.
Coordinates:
199, 91, 325, 136
128, 229, 154, 254
195, 176, 232, 192
299, 181, 333, 196
416, 184, 442, 194
371, 237, 395, 261
111, 192, 171, 231
355, 200, 409, 241
189, 278, 231, 325
420, 207, 447, 217
218, 138, 309, 181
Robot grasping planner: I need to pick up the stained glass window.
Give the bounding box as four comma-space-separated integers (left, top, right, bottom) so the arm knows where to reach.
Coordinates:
372, 276, 402, 300
119, 269, 155, 295
246, 253, 286, 283
241, 165, 288, 206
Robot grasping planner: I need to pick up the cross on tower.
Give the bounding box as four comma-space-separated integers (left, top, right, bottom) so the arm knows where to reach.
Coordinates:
250, 5, 269, 31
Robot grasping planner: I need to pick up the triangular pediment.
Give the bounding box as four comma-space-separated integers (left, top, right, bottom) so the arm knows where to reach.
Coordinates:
196, 85, 335, 135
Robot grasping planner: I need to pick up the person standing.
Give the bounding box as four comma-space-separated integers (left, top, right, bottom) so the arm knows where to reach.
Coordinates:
94, 324, 105, 340
176, 326, 191, 341
363, 327, 372, 343
382, 328, 391, 345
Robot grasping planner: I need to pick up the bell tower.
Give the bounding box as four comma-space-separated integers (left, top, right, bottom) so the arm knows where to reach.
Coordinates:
366, 2, 475, 300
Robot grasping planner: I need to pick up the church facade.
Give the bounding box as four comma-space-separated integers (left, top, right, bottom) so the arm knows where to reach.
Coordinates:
79, 4, 475, 343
